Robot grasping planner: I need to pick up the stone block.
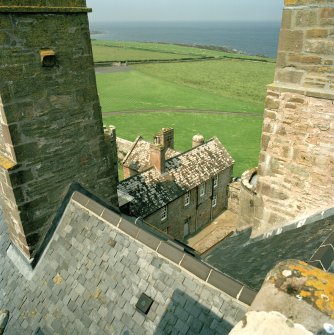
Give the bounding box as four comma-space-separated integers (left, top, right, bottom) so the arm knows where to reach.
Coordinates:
278, 30, 304, 52
295, 9, 318, 27
265, 97, 280, 110
305, 40, 334, 55
288, 54, 322, 65
275, 68, 304, 85
281, 9, 292, 30
306, 28, 328, 39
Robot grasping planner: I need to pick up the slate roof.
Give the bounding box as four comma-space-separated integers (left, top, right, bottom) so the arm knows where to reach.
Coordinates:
122, 136, 180, 173
118, 137, 234, 217
0, 191, 250, 335
203, 215, 334, 291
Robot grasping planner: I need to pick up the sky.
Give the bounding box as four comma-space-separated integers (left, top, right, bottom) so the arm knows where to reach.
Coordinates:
86, 0, 284, 23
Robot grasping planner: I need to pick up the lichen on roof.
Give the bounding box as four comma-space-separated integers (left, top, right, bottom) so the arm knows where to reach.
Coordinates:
268, 260, 334, 319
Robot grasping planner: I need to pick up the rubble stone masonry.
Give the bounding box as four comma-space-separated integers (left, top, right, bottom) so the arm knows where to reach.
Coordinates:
252, 0, 334, 236
0, 0, 118, 259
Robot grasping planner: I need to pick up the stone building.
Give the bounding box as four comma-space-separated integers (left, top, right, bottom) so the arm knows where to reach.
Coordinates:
0, 0, 118, 263
118, 135, 234, 240
237, 0, 334, 236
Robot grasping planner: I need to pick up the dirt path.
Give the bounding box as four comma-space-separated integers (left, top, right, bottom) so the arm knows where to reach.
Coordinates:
103, 108, 262, 118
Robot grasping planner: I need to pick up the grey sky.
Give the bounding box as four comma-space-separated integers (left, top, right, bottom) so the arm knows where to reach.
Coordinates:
86, 0, 284, 22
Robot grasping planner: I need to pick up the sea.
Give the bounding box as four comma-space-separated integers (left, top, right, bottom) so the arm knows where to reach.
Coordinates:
90, 21, 281, 58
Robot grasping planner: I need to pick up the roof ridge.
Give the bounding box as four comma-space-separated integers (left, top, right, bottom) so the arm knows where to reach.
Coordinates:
122, 135, 143, 165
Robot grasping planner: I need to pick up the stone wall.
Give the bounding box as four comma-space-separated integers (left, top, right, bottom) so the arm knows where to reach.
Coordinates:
250, 0, 334, 236
0, 1, 118, 259
238, 169, 257, 230
228, 182, 241, 215
275, 0, 334, 93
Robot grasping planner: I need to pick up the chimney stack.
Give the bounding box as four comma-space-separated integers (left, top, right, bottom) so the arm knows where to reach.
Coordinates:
154, 128, 174, 149
192, 134, 205, 148
150, 144, 165, 174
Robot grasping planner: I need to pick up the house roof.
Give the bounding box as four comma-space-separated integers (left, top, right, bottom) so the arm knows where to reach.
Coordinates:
118, 137, 234, 217
203, 214, 334, 290
122, 136, 180, 173
0, 192, 250, 334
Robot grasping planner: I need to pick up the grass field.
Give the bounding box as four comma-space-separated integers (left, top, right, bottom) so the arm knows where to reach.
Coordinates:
93, 45, 203, 62
103, 112, 263, 176
92, 40, 274, 63
96, 59, 275, 113
94, 41, 275, 176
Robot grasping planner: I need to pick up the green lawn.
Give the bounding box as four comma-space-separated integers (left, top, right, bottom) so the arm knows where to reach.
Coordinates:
96, 59, 275, 113
96, 69, 263, 113
135, 60, 275, 110
103, 112, 263, 176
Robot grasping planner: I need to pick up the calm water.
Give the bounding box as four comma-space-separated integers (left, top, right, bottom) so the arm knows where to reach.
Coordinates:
90, 21, 280, 58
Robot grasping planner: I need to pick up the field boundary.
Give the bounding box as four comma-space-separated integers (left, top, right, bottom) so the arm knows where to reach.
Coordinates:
103, 108, 263, 118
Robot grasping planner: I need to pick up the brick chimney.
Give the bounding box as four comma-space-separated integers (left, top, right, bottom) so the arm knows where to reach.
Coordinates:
154, 128, 174, 149
150, 144, 165, 174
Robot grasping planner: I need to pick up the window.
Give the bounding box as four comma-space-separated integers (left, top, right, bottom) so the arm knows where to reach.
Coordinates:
213, 175, 218, 188
161, 206, 167, 221
184, 192, 190, 206
199, 183, 205, 197
212, 195, 217, 208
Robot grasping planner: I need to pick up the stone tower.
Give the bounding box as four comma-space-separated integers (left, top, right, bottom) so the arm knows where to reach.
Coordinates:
253, 0, 334, 236
0, 0, 118, 261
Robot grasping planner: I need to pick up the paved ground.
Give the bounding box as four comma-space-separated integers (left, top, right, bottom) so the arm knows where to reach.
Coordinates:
95, 66, 132, 74
187, 210, 237, 254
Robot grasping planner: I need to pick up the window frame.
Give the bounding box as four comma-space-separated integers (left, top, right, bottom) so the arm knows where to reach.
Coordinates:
184, 191, 190, 207
199, 183, 205, 197
213, 174, 219, 188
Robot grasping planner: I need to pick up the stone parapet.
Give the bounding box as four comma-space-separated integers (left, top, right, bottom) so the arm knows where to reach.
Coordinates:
251, 260, 334, 333
0, 0, 90, 13
240, 168, 257, 195
0, 0, 86, 7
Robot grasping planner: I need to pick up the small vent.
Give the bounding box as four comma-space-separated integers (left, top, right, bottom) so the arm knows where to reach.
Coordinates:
136, 293, 153, 315
40, 49, 56, 67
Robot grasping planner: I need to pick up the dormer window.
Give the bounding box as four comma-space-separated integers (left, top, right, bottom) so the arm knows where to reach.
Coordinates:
199, 183, 205, 197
